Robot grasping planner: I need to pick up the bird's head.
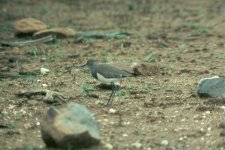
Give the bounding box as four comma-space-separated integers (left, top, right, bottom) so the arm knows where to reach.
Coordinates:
86, 59, 98, 67
80, 59, 98, 68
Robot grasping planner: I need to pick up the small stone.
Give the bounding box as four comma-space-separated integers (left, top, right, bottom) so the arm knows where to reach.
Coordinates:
161, 140, 169, 145
41, 102, 100, 149
109, 108, 117, 114
122, 133, 128, 137
132, 142, 142, 149
33, 27, 76, 38
40, 67, 50, 75
24, 123, 32, 129
42, 84, 47, 87
205, 111, 211, 114
123, 121, 130, 125
105, 143, 113, 150
95, 100, 104, 105
14, 18, 47, 35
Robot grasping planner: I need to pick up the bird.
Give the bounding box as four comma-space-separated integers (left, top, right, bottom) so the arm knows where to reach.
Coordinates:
81, 59, 135, 106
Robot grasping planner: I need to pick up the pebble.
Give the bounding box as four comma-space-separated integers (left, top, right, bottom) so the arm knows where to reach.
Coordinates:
132, 142, 142, 149
36, 122, 40, 126
24, 123, 32, 129
123, 121, 130, 125
95, 100, 104, 105
161, 140, 169, 145
205, 111, 210, 114
40, 67, 50, 75
42, 84, 47, 87
105, 143, 113, 149
109, 108, 117, 114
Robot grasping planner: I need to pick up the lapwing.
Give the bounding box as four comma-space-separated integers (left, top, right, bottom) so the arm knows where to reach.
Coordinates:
82, 59, 135, 106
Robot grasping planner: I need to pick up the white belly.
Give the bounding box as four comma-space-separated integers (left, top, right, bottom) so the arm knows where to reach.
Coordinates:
97, 73, 119, 83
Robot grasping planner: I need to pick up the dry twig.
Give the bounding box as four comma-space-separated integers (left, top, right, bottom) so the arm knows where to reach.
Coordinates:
1, 35, 56, 47
17, 89, 68, 103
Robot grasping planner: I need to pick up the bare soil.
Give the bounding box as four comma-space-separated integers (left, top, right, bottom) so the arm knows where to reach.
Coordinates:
0, 0, 225, 149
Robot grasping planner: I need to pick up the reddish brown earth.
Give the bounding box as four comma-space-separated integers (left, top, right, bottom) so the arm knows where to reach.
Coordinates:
0, 0, 225, 149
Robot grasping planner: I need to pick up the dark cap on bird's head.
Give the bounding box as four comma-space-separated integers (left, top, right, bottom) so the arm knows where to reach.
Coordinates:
85, 59, 98, 67
80, 59, 98, 67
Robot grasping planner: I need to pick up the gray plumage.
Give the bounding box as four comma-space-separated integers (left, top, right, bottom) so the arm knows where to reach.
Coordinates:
85, 59, 134, 81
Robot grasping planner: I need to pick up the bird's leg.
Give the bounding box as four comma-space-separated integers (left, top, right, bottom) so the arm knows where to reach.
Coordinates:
106, 82, 118, 107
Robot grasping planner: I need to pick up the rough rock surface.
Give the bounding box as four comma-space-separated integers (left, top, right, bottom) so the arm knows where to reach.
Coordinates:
198, 76, 225, 98
133, 63, 163, 76
14, 18, 48, 35
41, 102, 100, 149
33, 28, 76, 38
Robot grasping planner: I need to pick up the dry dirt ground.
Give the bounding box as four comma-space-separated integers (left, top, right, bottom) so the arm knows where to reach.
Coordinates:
0, 0, 225, 149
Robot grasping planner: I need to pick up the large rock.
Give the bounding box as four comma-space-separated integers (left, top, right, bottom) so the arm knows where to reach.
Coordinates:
197, 76, 225, 98
41, 102, 100, 149
14, 18, 48, 35
33, 28, 76, 38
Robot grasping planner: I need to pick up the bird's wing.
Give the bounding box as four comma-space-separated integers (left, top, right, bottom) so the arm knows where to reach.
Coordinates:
96, 64, 134, 79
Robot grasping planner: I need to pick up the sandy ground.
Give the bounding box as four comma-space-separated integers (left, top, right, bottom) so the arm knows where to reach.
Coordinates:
0, 0, 225, 149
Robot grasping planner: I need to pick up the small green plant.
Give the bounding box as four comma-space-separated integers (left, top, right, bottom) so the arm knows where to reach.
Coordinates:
116, 89, 127, 103
197, 26, 210, 34
116, 89, 126, 97
15, 114, 23, 120
45, 55, 54, 62
7, 122, 15, 129
0, 23, 14, 31
39, 6, 53, 15
67, 144, 73, 150
25, 48, 41, 57
24, 145, 38, 150
80, 83, 96, 96
178, 44, 188, 50
143, 53, 162, 63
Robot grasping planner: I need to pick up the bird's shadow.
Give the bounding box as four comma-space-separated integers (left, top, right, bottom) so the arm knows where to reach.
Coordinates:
95, 83, 111, 90
95, 83, 119, 90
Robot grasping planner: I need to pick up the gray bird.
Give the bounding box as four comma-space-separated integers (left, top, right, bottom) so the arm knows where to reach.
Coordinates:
82, 59, 135, 106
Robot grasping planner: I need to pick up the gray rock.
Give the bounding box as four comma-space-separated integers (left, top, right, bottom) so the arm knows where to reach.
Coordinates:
198, 76, 225, 98
41, 102, 100, 149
